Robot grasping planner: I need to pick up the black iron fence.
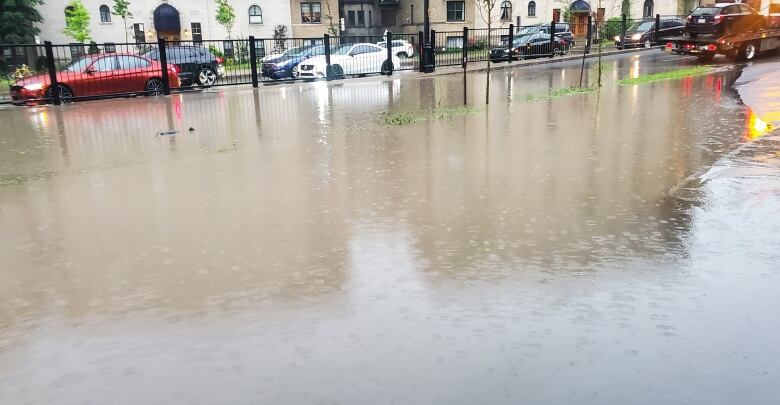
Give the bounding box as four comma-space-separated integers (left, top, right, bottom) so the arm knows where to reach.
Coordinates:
1, 16, 681, 105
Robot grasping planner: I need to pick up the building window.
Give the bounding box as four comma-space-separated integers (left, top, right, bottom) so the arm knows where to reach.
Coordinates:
249, 5, 263, 24
347, 10, 356, 27
133, 23, 145, 43
104, 42, 116, 52
500, 1, 512, 21
357, 10, 365, 26
527, 1, 536, 16
99, 5, 111, 22
255, 40, 265, 57
191, 22, 202, 43
65, 6, 75, 27
446, 1, 465, 22
301, 2, 322, 24
642, 0, 653, 17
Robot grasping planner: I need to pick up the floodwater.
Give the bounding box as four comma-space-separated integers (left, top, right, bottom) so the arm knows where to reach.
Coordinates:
1, 51, 779, 404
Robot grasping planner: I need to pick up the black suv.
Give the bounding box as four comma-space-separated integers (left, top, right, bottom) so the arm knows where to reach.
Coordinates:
686, 3, 766, 37
144, 46, 225, 87
515, 23, 576, 47
615, 18, 685, 48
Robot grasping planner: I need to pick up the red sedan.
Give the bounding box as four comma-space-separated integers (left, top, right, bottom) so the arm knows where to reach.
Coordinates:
11, 53, 180, 104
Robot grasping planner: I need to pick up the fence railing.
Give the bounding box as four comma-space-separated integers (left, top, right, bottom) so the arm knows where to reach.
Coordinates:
1, 15, 681, 105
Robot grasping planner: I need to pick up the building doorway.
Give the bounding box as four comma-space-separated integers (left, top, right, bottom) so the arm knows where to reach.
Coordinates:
154, 4, 181, 41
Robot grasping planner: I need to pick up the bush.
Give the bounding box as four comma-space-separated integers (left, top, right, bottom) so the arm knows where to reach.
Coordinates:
602, 17, 623, 40
208, 45, 224, 58
35, 56, 48, 71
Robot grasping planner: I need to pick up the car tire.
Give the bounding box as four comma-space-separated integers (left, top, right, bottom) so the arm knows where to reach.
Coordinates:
329, 64, 344, 79
196, 67, 217, 87
738, 41, 759, 61
381, 60, 394, 75
399, 52, 409, 58
291, 65, 300, 79
45, 84, 73, 104
145, 78, 165, 96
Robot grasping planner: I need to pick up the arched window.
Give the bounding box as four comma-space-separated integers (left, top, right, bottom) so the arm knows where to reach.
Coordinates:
99, 5, 111, 22
65, 6, 75, 27
249, 5, 263, 24
643, 0, 653, 17
500, 1, 513, 21
528, 1, 536, 17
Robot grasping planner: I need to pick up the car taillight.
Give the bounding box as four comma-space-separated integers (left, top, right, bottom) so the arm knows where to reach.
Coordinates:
171, 64, 180, 74
705, 44, 717, 51
714, 14, 723, 23
666, 42, 674, 49
216, 57, 224, 64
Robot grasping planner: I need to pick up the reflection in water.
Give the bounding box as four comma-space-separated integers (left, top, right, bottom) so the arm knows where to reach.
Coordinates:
1, 52, 779, 404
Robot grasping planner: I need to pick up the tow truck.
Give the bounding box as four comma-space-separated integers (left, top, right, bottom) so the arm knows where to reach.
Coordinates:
666, 27, 780, 62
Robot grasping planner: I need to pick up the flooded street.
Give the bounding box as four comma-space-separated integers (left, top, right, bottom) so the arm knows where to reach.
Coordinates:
1, 51, 779, 404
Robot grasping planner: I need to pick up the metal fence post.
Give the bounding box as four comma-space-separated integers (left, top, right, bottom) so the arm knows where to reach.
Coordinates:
655, 14, 661, 44
418, 31, 425, 72
157, 37, 170, 95
386, 31, 393, 75
429, 30, 436, 71
549, 20, 557, 57
621, 14, 627, 49
43, 41, 60, 105
507, 24, 514, 62
462, 27, 469, 105
249, 36, 259, 87
324, 34, 332, 80
585, 15, 593, 54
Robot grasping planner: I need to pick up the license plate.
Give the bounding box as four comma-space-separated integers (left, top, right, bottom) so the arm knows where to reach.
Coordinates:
698, 18, 706, 23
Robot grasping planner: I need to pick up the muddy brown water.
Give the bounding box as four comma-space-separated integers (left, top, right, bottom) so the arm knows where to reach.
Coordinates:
1, 52, 779, 404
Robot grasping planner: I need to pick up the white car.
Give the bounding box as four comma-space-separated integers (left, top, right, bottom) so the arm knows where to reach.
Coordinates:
376, 40, 415, 58
298, 43, 401, 78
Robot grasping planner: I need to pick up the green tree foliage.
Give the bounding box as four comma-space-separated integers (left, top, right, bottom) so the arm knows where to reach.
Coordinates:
214, 0, 236, 39
112, 0, 132, 43
0, 0, 45, 43
63, 0, 92, 43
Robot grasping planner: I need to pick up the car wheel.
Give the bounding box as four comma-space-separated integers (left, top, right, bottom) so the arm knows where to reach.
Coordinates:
381, 60, 394, 75
197, 67, 217, 87
739, 41, 759, 61
45, 84, 73, 104
644, 39, 652, 48
145, 78, 165, 96
398, 52, 409, 58
291, 65, 300, 79
328, 64, 344, 79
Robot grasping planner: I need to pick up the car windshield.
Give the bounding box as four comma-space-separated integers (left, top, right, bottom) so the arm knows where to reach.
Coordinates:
61, 57, 94, 72
332, 44, 353, 55
692, 7, 720, 16
286, 47, 308, 56
517, 26, 541, 35
630, 21, 655, 31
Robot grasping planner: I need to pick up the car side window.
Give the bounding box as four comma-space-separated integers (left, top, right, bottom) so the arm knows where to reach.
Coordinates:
352, 45, 378, 55
739, 4, 753, 13
91, 56, 117, 72
118, 56, 151, 69
723, 5, 739, 14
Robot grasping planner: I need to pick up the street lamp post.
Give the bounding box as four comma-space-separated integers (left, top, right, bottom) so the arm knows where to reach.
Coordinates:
422, 0, 434, 72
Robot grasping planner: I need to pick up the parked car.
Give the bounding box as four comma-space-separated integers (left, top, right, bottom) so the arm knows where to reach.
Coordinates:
10, 53, 179, 104
614, 18, 685, 48
686, 3, 766, 38
143, 45, 225, 87
376, 40, 415, 58
298, 43, 401, 79
261, 45, 325, 79
513, 23, 574, 47
490, 33, 568, 62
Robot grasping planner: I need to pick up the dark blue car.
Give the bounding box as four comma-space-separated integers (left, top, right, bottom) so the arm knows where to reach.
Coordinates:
261, 45, 326, 79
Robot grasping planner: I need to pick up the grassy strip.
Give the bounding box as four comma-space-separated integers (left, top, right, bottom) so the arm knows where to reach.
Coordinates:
618, 66, 712, 85
380, 105, 479, 126
524, 86, 597, 102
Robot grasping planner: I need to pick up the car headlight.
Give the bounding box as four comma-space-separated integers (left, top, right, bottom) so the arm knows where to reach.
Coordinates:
23, 83, 44, 91
614, 35, 621, 41
631, 33, 642, 40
